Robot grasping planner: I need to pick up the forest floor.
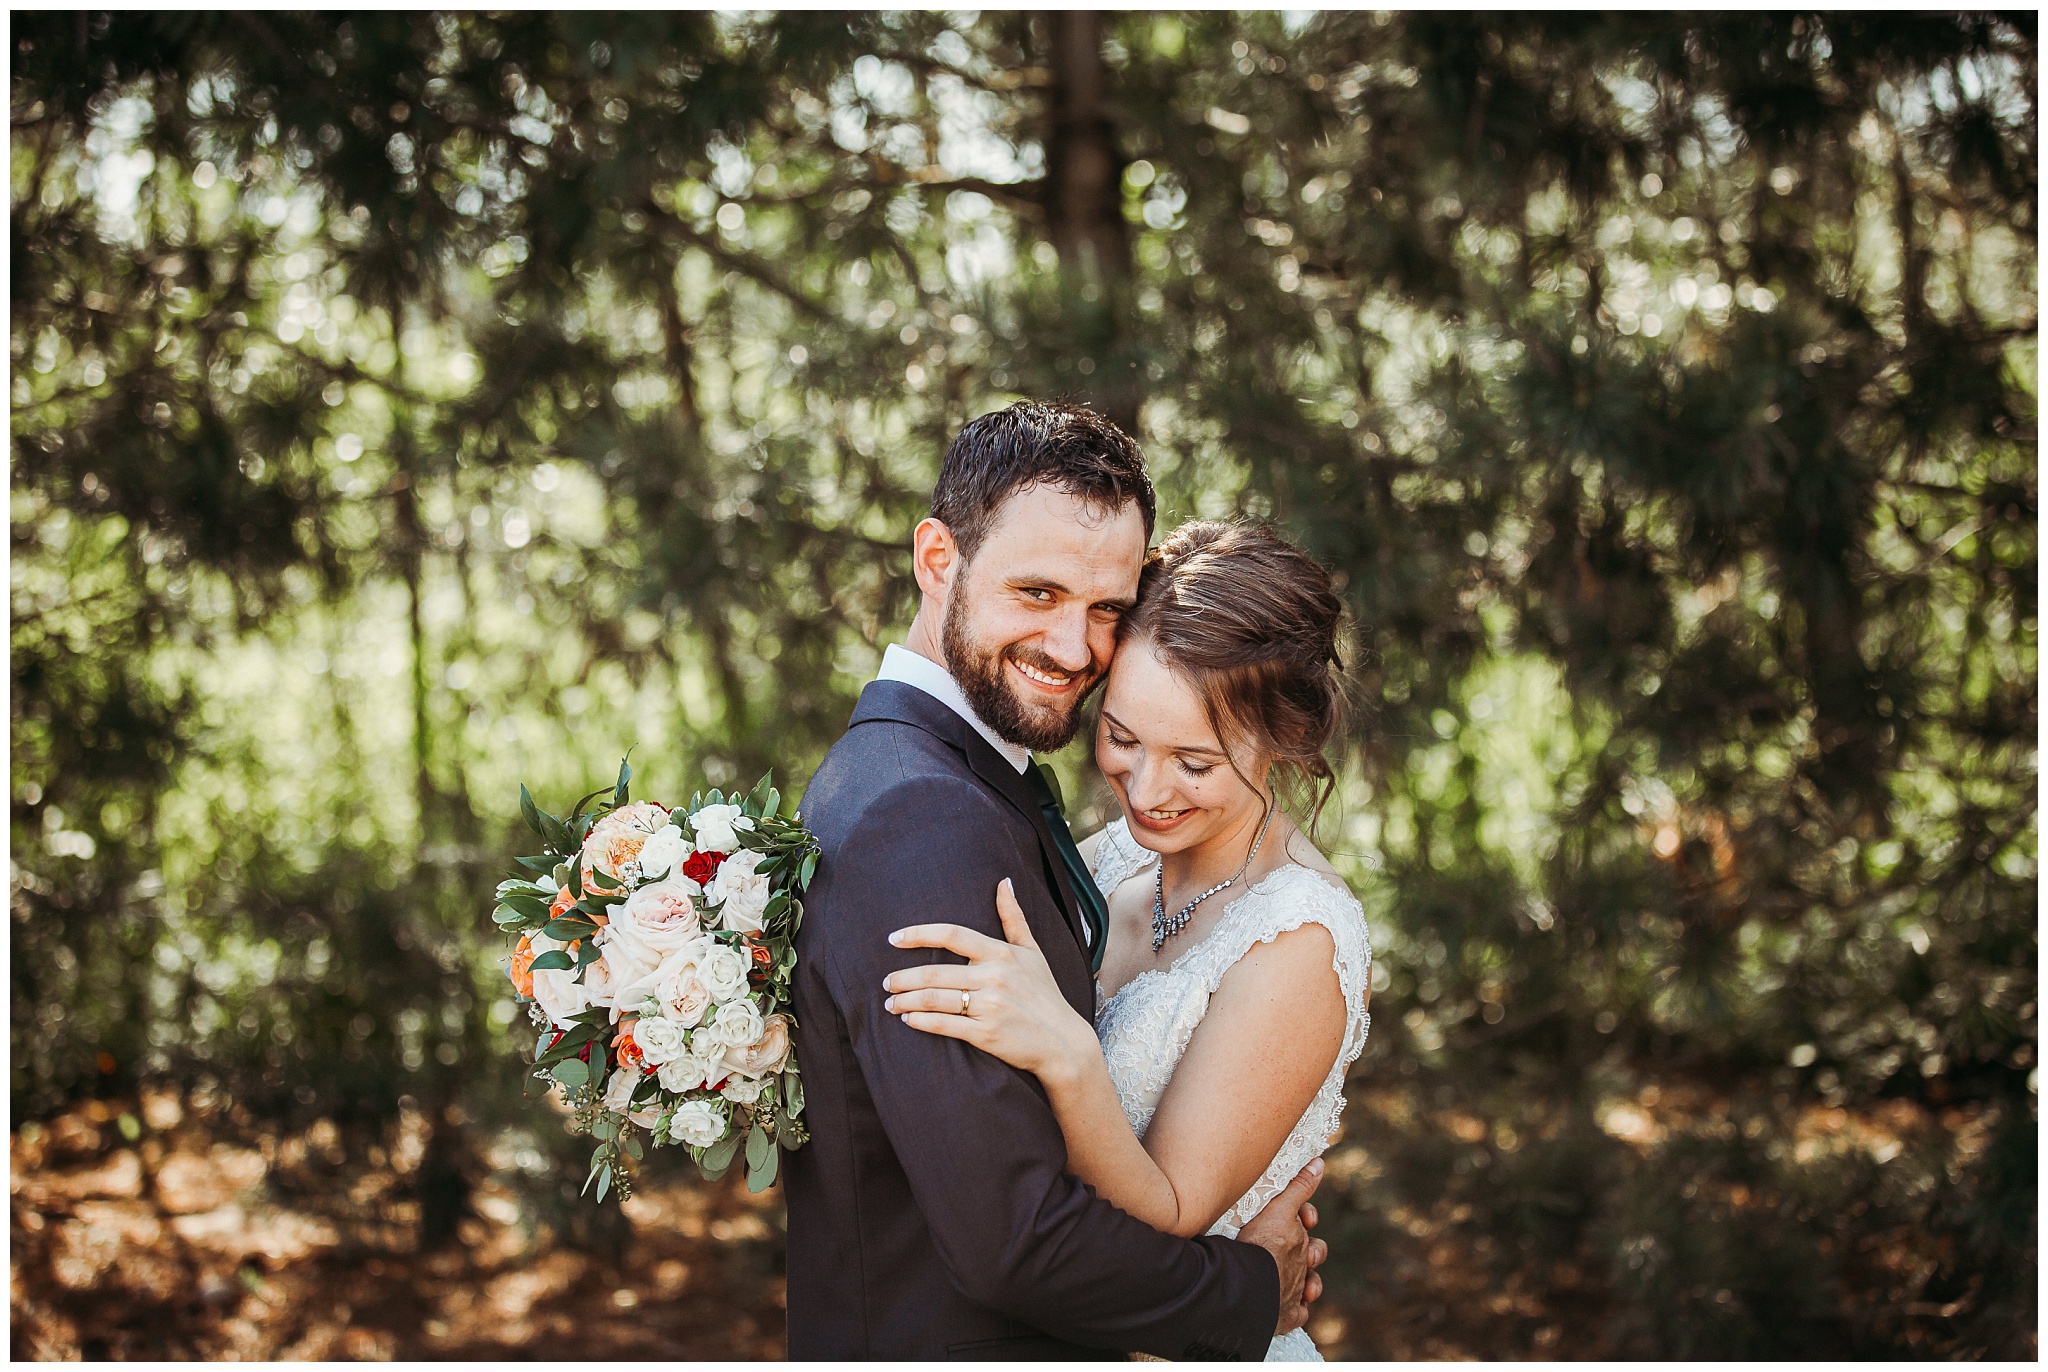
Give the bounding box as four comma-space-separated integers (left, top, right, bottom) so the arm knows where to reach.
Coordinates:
8, 1079, 2008, 1360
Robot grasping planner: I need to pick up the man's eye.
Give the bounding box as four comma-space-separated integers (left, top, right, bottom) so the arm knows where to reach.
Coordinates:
1022, 588, 1053, 602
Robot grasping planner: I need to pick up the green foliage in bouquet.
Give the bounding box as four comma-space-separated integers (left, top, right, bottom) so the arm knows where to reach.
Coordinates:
495, 758, 819, 1200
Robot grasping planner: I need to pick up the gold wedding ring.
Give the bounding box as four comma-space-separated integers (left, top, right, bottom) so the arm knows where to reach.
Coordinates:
960, 989, 971, 1015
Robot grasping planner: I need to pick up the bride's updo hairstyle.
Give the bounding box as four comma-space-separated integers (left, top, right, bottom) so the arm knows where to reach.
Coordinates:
1120, 520, 1347, 825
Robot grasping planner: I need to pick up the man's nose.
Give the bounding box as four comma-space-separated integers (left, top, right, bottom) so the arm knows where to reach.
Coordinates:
1041, 606, 1093, 673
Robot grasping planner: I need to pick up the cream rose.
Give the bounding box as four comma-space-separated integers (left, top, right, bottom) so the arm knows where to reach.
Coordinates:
706, 997, 765, 1051
593, 925, 662, 1016
721, 1012, 794, 1080
632, 1015, 690, 1067
601, 1064, 644, 1114
528, 934, 594, 1028
708, 848, 772, 933
580, 802, 672, 880
613, 879, 703, 955
688, 804, 754, 856
667, 1098, 728, 1149
699, 941, 750, 1002
653, 953, 714, 1028
635, 823, 689, 882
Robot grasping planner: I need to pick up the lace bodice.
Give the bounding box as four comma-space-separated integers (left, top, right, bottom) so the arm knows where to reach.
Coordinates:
1089, 820, 1372, 1363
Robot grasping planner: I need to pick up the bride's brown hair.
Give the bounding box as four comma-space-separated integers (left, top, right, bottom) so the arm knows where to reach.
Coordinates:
1119, 520, 1347, 827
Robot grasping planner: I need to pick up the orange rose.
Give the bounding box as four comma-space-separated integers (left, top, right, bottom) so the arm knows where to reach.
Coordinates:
549, 884, 607, 928
613, 1016, 645, 1070
509, 933, 538, 998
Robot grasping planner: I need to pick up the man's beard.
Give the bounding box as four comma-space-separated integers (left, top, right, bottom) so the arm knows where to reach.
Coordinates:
942, 591, 1101, 754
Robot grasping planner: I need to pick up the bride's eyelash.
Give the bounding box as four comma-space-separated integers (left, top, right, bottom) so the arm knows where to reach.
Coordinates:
1107, 731, 1138, 749
1179, 759, 1215, 777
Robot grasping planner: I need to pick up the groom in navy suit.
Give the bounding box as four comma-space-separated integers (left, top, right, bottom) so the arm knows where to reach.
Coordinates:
785, 402, 1325, 1359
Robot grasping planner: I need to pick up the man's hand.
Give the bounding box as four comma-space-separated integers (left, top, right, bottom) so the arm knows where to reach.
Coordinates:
1235, 1158, 1329, 1335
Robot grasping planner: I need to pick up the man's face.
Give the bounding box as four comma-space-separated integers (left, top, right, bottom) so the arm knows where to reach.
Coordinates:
941, 484, 1148, 753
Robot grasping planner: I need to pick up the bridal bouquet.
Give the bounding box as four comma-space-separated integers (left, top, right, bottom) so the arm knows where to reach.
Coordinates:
492, 759, 817, 1201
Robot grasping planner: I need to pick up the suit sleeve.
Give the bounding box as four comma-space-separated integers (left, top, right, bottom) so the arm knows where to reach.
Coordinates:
817, 775, 1280, 1359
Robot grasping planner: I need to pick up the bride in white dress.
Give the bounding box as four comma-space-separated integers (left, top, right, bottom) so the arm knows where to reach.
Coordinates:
883, 521, 1372, 1362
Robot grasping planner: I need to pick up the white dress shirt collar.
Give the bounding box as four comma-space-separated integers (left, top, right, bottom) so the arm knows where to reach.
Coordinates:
876, 643, 1032, 774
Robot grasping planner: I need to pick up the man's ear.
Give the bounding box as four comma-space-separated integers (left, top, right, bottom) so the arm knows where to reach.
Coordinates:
910, 517, 959, 601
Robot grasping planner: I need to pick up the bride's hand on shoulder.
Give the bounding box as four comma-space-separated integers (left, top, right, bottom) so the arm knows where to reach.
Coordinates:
883, 879, 1099, 1084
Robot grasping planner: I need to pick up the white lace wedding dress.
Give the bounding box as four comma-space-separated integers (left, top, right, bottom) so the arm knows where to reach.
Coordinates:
1089, 819, 1372, 1363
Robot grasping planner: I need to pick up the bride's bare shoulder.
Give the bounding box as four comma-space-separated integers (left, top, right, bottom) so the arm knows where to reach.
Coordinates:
1282, 828, 1353, 899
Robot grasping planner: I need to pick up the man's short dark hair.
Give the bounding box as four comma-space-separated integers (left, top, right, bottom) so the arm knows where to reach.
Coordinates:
930, 401, 1156, 562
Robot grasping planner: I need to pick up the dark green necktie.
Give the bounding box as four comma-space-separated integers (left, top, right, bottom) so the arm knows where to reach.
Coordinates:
1026, 761, 1109, 974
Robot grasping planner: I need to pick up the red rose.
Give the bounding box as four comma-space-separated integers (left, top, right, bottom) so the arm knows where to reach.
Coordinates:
681, 849, 726, 886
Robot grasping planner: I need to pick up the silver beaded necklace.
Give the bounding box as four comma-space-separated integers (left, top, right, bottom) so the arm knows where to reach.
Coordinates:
1151, 803, 1277, 952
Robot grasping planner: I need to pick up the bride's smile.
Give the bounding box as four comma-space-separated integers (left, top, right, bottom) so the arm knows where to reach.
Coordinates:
1097, 640, 1270, 863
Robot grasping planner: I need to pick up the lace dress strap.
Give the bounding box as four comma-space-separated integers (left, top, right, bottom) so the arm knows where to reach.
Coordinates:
1086, 817, 1157, 898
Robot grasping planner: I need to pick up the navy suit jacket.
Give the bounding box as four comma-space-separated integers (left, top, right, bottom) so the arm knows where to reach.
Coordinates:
783, 680, 1279, 1360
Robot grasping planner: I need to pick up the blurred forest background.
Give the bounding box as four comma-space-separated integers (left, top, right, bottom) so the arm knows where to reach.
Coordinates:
9, 10, 2036, 1360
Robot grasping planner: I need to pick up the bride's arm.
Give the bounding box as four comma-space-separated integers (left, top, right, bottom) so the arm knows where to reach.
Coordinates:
884, 881, 1348, 1238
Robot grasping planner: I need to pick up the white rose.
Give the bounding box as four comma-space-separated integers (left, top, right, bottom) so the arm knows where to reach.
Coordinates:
707, 997, 765, 1051
699, 941, 750, 1002
720, 1075, 766, 1105
688, 804, 754, 856
528, 934, 594, 1029
632, 1015, 690, 1067
635, 823, 689, 882
601, 1064, 644, 1114
708, 848, 772, 933
655, 1055, 701, 1093
721, 1012, 794, 1080
613, 879, 702, 956
668, 1098, 729, 1149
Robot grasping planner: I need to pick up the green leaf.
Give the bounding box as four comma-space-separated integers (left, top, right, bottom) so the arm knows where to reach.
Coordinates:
553, 1056, 590, 1090
614, 752, 634, 807
620, 1131, 644, 1160
587, 864, 623, 891
746, 1120, 772, 1174
514, 854, 557, 874
544, 916, 597, 941
575, 938, 603, 968
703, 1129, 743, 1174
592, 1113, 620, 1141
539, 808, 573, 855
799, 852, 818, 888
499, 891, 553, 919
594, 1165, 613, 1203
782, 1070, 805, 1117
519, 784, 546, 838
528, 950, 574, 972
746, 1139, 780, 1192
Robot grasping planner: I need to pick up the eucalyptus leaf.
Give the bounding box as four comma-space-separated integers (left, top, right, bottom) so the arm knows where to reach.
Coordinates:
746, 1142, 779, 1192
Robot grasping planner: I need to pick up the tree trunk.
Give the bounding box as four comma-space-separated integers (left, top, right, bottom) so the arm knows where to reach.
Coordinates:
1041, 11, 1139, 436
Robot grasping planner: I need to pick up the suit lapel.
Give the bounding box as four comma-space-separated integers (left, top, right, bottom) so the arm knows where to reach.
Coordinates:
849, 681, 1090, 954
